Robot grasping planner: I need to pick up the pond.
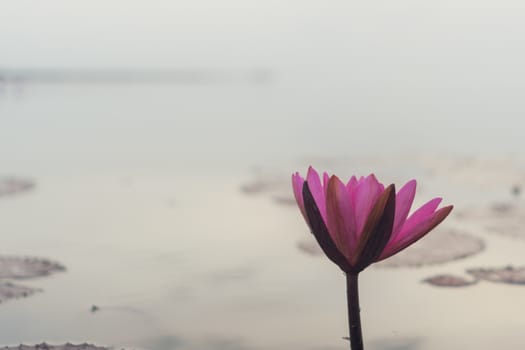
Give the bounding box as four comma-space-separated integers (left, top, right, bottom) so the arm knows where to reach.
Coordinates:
1, 77, 525, 350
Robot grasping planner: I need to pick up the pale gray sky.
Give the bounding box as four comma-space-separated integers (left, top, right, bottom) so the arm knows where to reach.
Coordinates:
2, 0, 525, 72
2, 0, 525, 168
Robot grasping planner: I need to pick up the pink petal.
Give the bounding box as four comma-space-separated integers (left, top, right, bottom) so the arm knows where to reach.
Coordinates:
353, 184, 396, 269
292, 173, 307, 221
323, 172, 330, 200
379, 205, 453, 260
353, 174, 384, 237
323, 172, 330, 188
392, 180, 417, 236
325, 175, 358, 259
346, 176, 358, 191
306, 166, 327, 222
380, 197, 442, 259
396, 197, 442, 242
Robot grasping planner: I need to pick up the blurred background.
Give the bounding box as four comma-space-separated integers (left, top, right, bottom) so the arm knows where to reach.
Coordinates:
1, 1, 525, 349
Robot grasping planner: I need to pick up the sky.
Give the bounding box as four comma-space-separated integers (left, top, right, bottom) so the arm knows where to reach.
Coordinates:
2, 0, 525, 162
2, 0, 525, 71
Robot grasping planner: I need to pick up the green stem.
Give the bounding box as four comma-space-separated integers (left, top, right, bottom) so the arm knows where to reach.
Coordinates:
346, 273, 364, 350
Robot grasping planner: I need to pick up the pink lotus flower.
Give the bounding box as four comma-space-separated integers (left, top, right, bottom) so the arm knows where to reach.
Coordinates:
292, 167, 453, 273
292, 167, 453, 350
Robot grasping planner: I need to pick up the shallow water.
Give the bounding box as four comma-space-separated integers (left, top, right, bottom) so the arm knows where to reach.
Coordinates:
1, 76, 525, 350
